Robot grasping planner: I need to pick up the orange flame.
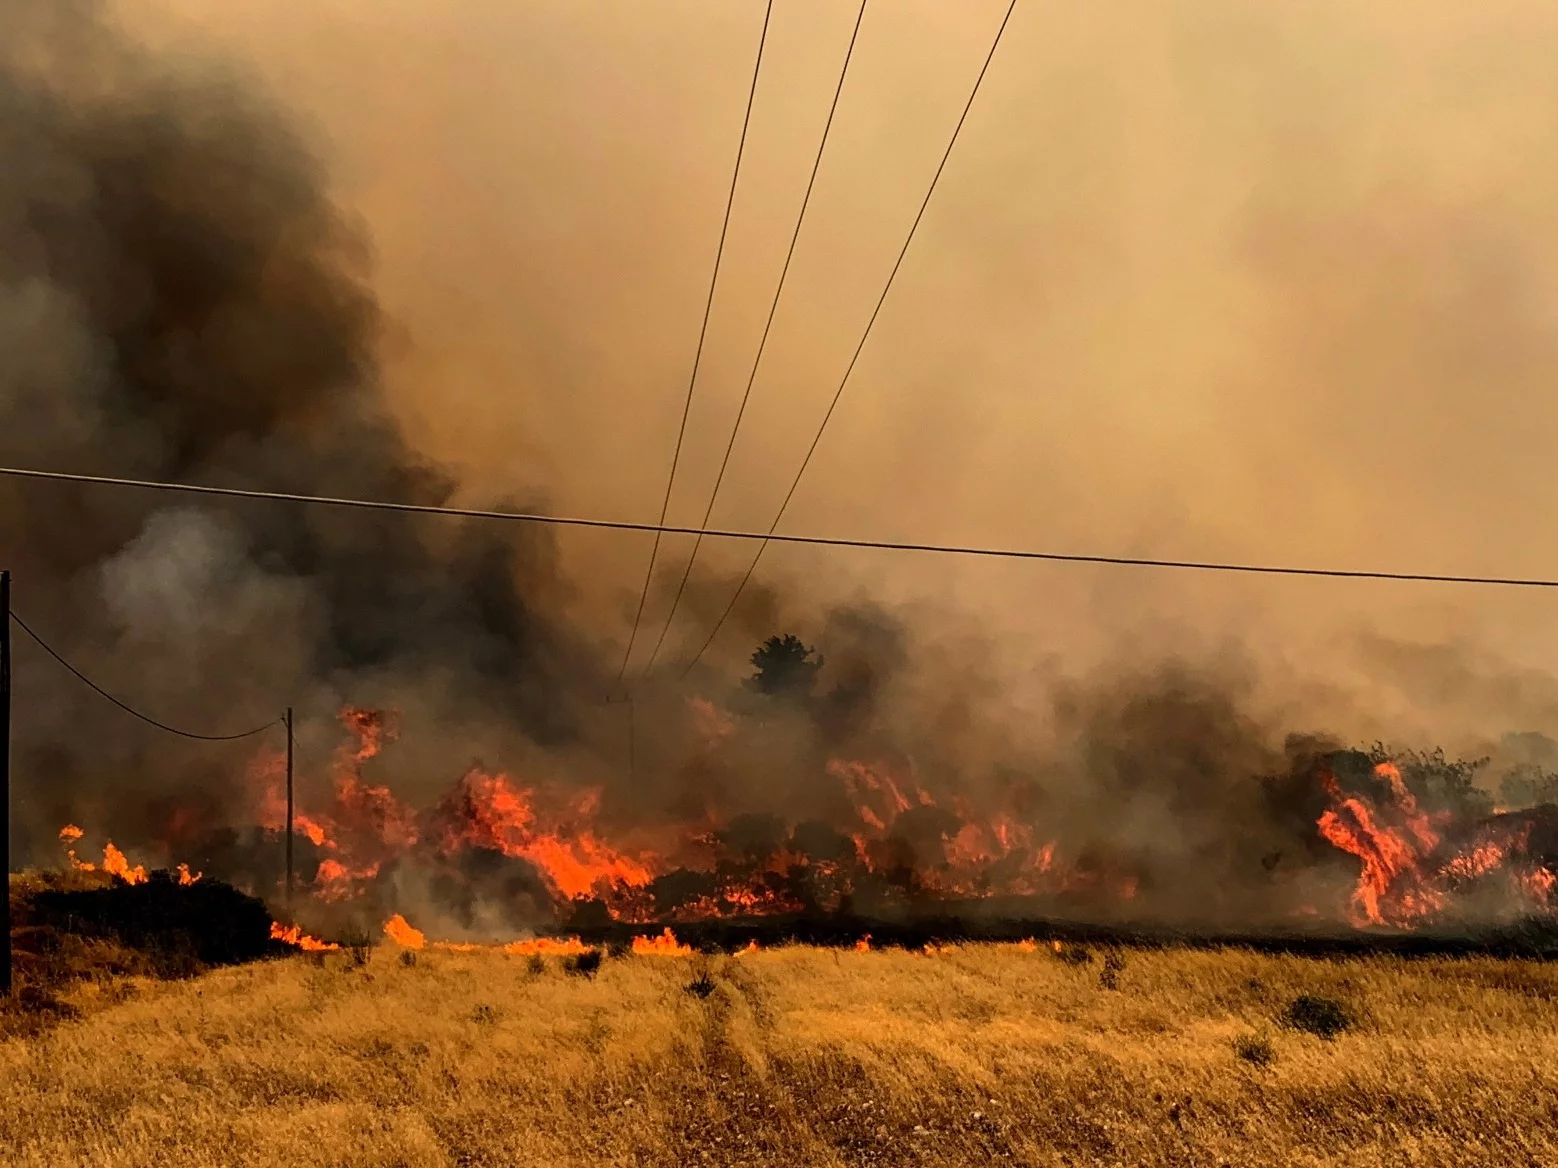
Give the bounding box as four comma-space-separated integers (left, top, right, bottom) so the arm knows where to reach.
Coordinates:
61, 826, 150, 884
270, 921, 340, 952
384, 913, 426, 949
855, 935, 872, 953
1316, 764, 1444, 927
631, 927, 692, 956
502, 936, 593, 957
1523, 867, 1556, 906
437, 768, 653, 901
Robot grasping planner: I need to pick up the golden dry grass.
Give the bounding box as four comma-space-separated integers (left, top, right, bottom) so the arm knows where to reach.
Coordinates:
2, 940, 1555, 1167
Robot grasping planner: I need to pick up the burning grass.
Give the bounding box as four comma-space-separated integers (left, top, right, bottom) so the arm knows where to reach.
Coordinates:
1, 939, 1555, 1166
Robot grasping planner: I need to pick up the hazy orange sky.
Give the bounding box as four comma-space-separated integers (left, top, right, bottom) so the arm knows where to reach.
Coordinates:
112, 0, 1558, 751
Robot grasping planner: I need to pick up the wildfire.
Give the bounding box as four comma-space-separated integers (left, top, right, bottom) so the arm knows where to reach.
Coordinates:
1316, 760, 1556, 928
855, 935, 872, 953
270, 921, 340, 952
1523, 867, 1557, 906
384, 913, 426, 949
229, 709, 1165, 927
79, 702, 1534, 939
631, 928, 693, 957
502, 937, 593, 957
60, 825, 149, 884
437, 767, 654, 901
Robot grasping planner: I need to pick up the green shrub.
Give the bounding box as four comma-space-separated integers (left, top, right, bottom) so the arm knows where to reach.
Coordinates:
1284, 995, 1352, 1040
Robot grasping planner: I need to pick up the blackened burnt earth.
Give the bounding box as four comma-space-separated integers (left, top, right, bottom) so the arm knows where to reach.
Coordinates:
561, 903, 1558, 961
27, 872, 286, 969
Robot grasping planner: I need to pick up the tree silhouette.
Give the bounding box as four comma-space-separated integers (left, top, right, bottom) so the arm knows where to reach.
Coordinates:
746, 634, 823, 700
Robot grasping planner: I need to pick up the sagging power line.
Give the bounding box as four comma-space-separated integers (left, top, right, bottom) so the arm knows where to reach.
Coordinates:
616, 0, 776, 694
0, 574, 302, 923
676, 0, 1023, 678
9, 610, 281, 742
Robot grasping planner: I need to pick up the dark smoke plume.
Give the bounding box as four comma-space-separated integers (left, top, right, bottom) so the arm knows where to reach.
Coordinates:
0, 0, 600, 858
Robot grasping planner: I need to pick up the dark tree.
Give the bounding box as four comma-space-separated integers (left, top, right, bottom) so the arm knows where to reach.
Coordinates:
746, 634, 823, 700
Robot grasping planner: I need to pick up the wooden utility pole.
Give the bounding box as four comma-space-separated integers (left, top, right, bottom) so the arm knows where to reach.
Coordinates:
1, 570, 12, 995
284, 706, 294, 915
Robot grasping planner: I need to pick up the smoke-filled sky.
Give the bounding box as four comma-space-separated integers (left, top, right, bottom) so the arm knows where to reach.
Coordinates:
123, 2, 1558, 668
8, 0, 1558, 866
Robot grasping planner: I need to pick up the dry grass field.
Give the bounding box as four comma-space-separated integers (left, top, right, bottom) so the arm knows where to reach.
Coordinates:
2, 936, 1556, 1168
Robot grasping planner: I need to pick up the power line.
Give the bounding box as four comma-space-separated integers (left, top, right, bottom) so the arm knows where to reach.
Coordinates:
5, 464, 1558, 592
639, 0, 872, 682
616, 0, 776, 693
677, 0, 1021, 678
9, 610, 281, 741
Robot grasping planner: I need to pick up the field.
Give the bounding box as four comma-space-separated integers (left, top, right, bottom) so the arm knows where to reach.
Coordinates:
2, 935, 1556, 1168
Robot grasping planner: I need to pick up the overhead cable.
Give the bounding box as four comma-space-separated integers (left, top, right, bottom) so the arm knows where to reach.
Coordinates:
615, 0, 777, 692
677, 0, 1022, 676
639, 0, 873, 681
3, 465, 1555, 590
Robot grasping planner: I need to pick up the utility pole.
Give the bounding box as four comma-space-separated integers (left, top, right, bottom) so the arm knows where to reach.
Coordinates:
1, 570, 12, 995
284, 706, 294, 916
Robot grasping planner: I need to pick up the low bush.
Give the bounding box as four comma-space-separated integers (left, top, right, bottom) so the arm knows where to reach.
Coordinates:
1234, 1031, 1276, 1066
1284, 994, 1352, 1040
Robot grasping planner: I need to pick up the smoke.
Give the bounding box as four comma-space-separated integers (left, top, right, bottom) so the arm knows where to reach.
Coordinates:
3, 0, 1557, 931
0, 0, 606, 858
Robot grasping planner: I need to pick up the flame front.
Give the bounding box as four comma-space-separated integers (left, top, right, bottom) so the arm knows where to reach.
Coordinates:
62, 700, 1558, 937
631, 928, 692, 956
502, 936, 593, 957
270, 921, 339, 952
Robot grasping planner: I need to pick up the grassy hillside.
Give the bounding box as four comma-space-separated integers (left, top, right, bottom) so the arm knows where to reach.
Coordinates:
2, 937, 1555, 1167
